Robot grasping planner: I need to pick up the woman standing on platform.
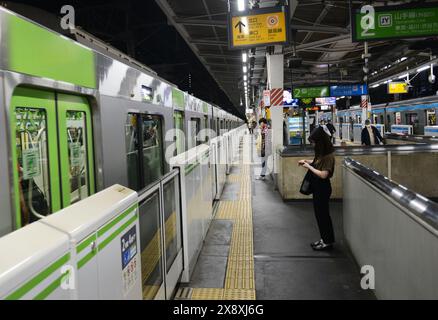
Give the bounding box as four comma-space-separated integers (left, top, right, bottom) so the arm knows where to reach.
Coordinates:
298, 126, 336, 251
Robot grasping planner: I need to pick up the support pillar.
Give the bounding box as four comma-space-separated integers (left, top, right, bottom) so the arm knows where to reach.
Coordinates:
266, 46, 284, 178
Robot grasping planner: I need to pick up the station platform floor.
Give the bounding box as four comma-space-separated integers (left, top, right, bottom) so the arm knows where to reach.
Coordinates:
177, 133, 375, 300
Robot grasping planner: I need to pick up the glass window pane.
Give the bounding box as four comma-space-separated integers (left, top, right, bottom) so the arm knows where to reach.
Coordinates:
174, 111, 185, 155
125, 114, 140, 191
142, 115, 164, 187
66, 111, 89, 204
163, 178, 181, 272
15, 107, 51, 225
139, 192, 163, 299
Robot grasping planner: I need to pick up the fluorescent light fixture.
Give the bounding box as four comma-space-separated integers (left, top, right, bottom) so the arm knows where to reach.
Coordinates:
243, 65, 247, 73
238, 0, 245, 11
371, 83, 380, 88
417, 65, 430, 72
400, 57, 407, 62
384, 79, 392, 84
242, 52, 247, 63
340, 96, 345, 99
243, 75, 247, 81
398, 73, 409, 79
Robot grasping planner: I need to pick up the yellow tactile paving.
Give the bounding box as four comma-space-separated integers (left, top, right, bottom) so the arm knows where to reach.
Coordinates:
191, 288, 224, 300
223, 289, 256, 300
189, 136, 256, 300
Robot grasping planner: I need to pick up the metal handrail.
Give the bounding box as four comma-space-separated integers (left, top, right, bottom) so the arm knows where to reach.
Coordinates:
343, 157, 438, 231
384, 133, 438, 144
280, 143, 438, 157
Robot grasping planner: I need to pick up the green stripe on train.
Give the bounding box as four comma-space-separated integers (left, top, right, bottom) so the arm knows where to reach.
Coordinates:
5, 253, 70, 300
8, 14, 96, 88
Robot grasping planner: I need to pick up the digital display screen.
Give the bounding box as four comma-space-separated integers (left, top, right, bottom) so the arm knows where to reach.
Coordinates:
315, 97, 336, 105
283, 90, 299, 106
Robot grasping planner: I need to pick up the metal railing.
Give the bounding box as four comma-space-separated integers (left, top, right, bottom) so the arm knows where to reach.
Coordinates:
344, 157, 438, 232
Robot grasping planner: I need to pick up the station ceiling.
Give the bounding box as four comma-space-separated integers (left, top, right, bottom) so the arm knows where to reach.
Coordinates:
156, 0, 437, 113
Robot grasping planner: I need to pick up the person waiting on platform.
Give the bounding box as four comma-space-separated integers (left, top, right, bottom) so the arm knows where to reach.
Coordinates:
361, 119, 383, 146
326, 119, 336, 144
298, 126, 335, 251
256, 118, 270, 180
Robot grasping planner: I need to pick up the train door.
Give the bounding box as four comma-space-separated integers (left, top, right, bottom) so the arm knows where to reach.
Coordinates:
203, 115, 209, 143
11, 87, 95, 228
173, 111, 185, 155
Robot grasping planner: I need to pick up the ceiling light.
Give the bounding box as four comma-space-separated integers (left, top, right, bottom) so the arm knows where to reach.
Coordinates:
238, 0, 245, 11
398, 73, 409, 79
242, 52, 247, 63
417, 65, 430, 72
243, 65, 247, 73
371, 83, 380, 88
244, 75, 247, 81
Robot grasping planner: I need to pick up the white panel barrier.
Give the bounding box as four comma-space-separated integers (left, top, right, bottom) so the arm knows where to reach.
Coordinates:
334, 124, 341, 140
353, 123, 363, 143
424, 126, 438, 136
169, 125, 245, 282
341, 123, 350, 141
343, 164, 438, 299
0, 185, 141, 300
391, 124, 413, 135
170, 145, 212, 282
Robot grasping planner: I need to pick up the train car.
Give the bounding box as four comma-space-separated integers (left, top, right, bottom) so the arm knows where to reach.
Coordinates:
336, 95, 438, 136
0, 6, 241, 237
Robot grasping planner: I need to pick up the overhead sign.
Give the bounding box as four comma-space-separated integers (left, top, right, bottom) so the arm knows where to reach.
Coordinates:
263, 90, 271, 107
228, 7, 289, 49
315, 97, 336, 106
293, 86, 329, 98
352, 3, 438, 42
330, 84, 368, 97
388, 82, 409, 94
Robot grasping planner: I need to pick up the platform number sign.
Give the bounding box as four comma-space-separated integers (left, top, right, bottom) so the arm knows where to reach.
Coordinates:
360, 5, 376, 38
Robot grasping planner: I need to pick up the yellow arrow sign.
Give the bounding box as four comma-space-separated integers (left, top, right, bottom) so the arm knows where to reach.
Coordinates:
230, 11, 288, 48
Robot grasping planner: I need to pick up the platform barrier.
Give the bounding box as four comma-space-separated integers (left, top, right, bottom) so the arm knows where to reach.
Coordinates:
343, 158, 438, 299
277, 144, 438, 200
0, 185, 142, 300
424, 126, 438, 137
391, 124, 413, 135
353, 123, 362, 144
170, 125, 246, 282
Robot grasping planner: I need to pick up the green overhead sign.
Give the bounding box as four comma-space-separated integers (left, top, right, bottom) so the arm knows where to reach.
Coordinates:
352, 3, 438, 42
293, 86, 329, 99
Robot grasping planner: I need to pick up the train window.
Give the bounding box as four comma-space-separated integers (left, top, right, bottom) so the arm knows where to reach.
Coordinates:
142, 115, 164, 187
15, 107, 51, 226
189, 117, 201, 148
173, 111, 185, 155
203, 115, 209, 143
163, 178, 182, 272
138, 191, 163, 299
65, 111, 90, 204
125, 113, 164, 191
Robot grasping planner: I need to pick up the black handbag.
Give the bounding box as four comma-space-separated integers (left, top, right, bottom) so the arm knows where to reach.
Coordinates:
299, 170, 313, 195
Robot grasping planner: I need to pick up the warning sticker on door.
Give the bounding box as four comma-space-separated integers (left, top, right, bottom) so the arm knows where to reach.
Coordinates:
22, 147, 41, 180
121, 225, 138, 295
70, 142, 82, 167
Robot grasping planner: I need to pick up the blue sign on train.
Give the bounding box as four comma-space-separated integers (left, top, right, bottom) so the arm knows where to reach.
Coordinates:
330, 84, 368, 97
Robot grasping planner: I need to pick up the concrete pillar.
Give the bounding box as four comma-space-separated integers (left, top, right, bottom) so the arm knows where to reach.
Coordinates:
266, 48, 284, 175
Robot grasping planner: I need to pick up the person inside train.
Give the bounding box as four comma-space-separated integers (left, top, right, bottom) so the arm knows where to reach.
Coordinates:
361, 119, 383, 146
298, 126, 335, 251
